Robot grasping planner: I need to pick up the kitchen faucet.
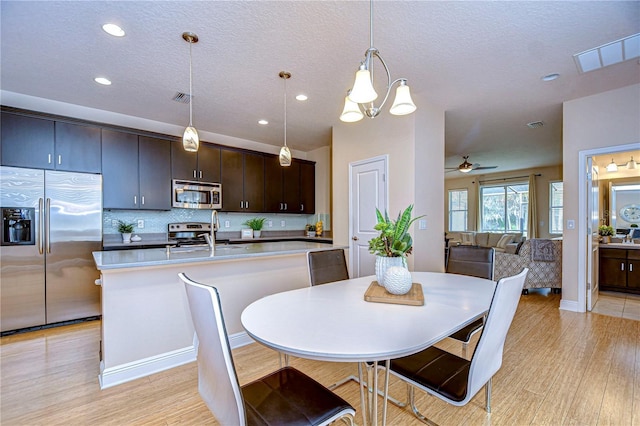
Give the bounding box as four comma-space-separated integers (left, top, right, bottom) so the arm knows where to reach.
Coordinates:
200, 209, 220, 251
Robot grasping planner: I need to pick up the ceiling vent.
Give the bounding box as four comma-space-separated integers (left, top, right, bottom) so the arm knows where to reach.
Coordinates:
172, 92, 192, 104
527, 121, 544, 129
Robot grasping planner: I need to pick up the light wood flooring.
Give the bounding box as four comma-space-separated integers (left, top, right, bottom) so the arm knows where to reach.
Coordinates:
1, 289, 639, 425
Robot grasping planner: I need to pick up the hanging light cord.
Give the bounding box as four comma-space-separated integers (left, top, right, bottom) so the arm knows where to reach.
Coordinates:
188, 40, 194, 127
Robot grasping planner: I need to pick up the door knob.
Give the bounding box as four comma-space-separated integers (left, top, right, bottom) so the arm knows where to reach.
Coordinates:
352, 236, 359, 241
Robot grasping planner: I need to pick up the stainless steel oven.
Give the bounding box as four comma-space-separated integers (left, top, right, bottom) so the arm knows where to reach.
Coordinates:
172, 180, 222, 210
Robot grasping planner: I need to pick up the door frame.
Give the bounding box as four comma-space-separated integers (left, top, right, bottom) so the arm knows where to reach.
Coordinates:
578, 143, 637, 312
348, 155, 389, 277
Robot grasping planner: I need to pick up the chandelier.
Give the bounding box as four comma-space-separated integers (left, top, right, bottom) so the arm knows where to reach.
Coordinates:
182, 32, 199, 152
340, 0, 416, 122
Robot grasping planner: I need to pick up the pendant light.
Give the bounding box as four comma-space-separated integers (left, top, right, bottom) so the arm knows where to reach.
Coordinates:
340, 0, 416, 122
279, 71, 292, 167
182, 32, 199, 152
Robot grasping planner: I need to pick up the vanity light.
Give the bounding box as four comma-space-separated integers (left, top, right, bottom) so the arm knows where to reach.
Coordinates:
606, 158, 618, 172
626, 156, 637, 170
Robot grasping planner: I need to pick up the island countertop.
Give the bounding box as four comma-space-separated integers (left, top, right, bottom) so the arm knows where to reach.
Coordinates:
93, 241, 346, 270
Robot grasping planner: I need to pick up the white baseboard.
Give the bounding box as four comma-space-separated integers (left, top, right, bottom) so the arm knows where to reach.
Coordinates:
99, 346, 196, 389
559, 298, 581, 312
98, 331, 254, 389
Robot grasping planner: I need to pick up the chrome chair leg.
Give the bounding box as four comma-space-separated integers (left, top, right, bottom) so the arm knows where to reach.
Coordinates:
329, 367, 405, 407
485, 378, 492, 413
278, 353, 289, 368
408, 385, 439, 426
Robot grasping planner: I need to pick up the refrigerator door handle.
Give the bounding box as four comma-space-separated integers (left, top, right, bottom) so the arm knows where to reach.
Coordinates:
38, 197, 44, 255
46, 197, 51, 254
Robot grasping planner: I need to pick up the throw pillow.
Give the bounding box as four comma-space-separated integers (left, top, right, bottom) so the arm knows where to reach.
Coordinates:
460, 232, 475, 245
496, 234, 514, 249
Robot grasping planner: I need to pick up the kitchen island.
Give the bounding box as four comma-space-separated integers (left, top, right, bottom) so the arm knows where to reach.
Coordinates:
93, 241, 346, 389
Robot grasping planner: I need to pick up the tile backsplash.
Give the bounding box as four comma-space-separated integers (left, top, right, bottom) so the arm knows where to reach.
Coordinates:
103, 209, 330, 235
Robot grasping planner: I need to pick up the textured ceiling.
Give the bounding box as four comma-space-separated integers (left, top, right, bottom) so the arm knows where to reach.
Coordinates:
1, 1, 639, 176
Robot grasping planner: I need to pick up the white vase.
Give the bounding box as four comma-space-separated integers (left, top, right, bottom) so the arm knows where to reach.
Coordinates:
383, 266, 413, 295
375, 256, 407, 286
253, 230, 261, 238
122, 233, 132, 243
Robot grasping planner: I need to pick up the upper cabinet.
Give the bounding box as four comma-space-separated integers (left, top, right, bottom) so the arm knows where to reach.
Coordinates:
1, 112, 101, 173
172, 141, 221, 183
102, 130, 171, 210
220, 149, 264, 212
265, 155, 315, 214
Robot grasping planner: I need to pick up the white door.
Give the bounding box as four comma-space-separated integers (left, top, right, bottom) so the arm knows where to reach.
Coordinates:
587, 157, 599, 311
349, 156, 388, 278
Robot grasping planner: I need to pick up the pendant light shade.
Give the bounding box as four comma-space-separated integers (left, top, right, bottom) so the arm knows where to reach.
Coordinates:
348, 67, 378, 104
389, 80, 417, 116
279, 71, 292, 167
340, 95, 364, 122
182, 32, 199, 152
606, 158, 618, 172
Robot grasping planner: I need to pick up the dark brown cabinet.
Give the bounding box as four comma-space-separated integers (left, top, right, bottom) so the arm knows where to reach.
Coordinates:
599, 248, 640, 294
171, 141, 220, 183
265, 155, 315, 213
1, 113, 101, 173
102, 130, 171, 210
220, 149, 264, 212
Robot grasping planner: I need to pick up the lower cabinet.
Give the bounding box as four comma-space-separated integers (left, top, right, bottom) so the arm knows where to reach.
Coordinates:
599, 248, 640, 294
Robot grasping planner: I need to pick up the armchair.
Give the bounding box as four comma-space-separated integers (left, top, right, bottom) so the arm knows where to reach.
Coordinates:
494, 239, 562, 294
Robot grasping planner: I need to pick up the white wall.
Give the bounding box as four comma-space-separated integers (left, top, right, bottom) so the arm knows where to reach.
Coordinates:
563, 83, 640, 305
332, 99, 445, 272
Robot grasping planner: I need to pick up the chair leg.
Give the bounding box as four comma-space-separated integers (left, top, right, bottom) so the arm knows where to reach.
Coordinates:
278, 353, 289, 368
485, 378, 492, 413
329, 369, 406, 408
461, 341, 468, 359
407, 384, 439, 426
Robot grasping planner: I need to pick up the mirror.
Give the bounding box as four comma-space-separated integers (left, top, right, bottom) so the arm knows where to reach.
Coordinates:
609, 182, 640, 232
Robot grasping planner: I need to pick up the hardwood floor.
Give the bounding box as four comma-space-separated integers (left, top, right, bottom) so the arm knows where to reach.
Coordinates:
1, 290, 638, 425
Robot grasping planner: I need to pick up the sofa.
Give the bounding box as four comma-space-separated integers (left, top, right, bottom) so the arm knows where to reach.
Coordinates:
445, 231, 524, 253
494, 239, 562, 294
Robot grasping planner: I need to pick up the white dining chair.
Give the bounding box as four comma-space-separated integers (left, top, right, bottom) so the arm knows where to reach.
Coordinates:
179, 273, 355, 426
384, 268, 527, 424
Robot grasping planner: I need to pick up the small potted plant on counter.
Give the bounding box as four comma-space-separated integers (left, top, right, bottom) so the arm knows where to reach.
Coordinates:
306, 224, 316, 237
117, 220, 135, 243
244, 217, 267, 238
598, 225, 614, 244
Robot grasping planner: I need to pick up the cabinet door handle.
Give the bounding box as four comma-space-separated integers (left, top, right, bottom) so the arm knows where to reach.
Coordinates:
630, 263, 633, 272
199, 170, 203, 179
193, 170, 197, 179
300, 204, 304, 212
280, 203, 283, 210
134, 195, 138, 205
621, 262, 625, 271
246, 201, 249, 209
141, 196, 145, 205
240, 201, 244, 209
48, 154, 52, 164
58, 155, 62, 165
284, 203, 288, 210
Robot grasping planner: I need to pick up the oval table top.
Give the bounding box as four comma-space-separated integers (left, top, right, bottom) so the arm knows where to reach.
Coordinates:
241, 271, 496, 363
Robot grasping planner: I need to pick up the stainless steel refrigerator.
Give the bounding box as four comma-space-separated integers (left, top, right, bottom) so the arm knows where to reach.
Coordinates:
1, 166, 102, 333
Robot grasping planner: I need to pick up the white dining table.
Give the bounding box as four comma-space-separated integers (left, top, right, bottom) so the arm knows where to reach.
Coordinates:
241, 272, 496, 426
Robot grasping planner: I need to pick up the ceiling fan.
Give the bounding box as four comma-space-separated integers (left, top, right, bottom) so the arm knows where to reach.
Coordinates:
446, 156, 498, 173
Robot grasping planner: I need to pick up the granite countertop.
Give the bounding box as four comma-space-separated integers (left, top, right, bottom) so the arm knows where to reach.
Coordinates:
93, 241, 346, 271
600, 242, 640, 250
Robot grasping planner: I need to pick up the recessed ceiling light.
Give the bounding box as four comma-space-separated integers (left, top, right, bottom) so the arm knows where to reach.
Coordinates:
94, 77, 112, 86
542, 73, 559, 81
102, 23, 125, 37
258, 119, 268, 125
296, 94, 308, 101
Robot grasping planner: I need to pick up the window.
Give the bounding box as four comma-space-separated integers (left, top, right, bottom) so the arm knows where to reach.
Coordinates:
480, 183, 529, 234
448, 189, 468, 231
550, 181, 563, 234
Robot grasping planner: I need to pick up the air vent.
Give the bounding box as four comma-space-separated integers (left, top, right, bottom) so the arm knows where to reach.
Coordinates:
527, 121, 544, 129
172, 92, 192, 104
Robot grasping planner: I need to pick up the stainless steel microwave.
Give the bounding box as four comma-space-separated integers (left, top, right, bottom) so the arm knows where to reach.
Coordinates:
172, 180, 222, 210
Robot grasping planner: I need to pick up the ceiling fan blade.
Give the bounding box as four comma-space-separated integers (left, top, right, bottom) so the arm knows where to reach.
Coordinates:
473, 165, 498, 170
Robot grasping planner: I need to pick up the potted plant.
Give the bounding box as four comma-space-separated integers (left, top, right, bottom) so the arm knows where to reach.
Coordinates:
368, 204, 423, 286
117, 220, 135, 243
598, 225, 614, 244
244, 217, 267, 238
306, 224, 316, 237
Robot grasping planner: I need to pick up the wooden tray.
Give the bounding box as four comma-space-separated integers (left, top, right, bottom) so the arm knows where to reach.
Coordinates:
364, 281, 424, 306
